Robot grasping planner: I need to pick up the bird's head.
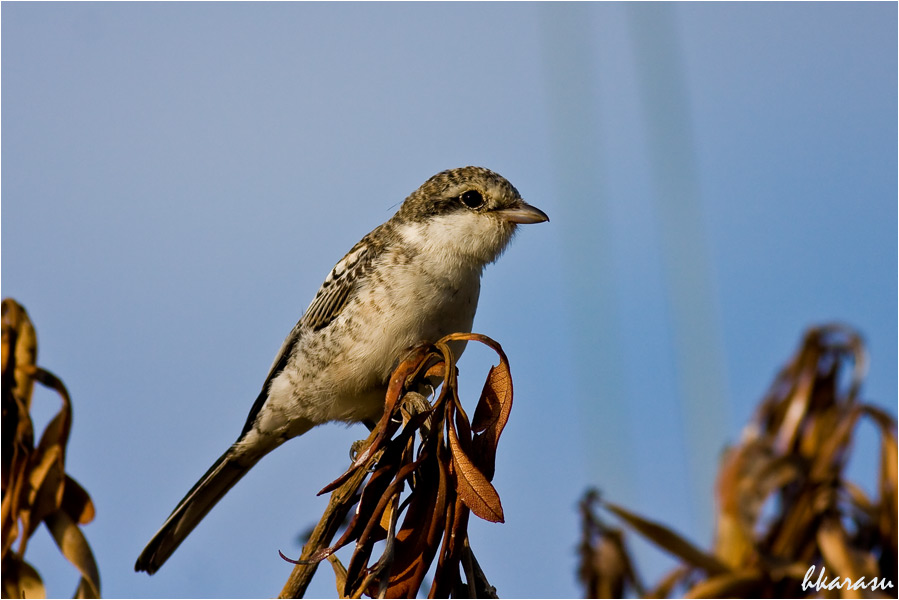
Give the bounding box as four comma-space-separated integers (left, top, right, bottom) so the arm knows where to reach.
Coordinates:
393, 166, 549, 267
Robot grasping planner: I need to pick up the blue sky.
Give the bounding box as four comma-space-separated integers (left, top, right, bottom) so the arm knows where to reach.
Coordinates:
2, 3, 896, 598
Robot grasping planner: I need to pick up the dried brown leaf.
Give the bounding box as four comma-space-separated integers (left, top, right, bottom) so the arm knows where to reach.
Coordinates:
582, 325, 896, 600
2, 553, 45, 599
683, 570, 766, 599
809, 405, 861, 481
470, 364, 512, 482
593, 531, 630, 598
429, 491, 471, 599
471, 362, 512, 437
61, 477, 95, 526
386, 438, 449, 598
326, 555, 348, 598
320, 346, 433, 496
22, 367, 75, 541
460, 544, 498, 600
25, 453, 65, 542
1, 299, 38, 406
774, 348, 817, 454
283, 334, 512, 599
0, 299, 99, 599
45, 510, 100, 599
343, 459, 424, 593
577, 489, 645, 598
74, 577, 99, 599
447, 417, 504, 523
817, 517, 878, 599
604, 502, 728, 576
2, 300, 38, 561
424, 361, 446, 381
645, 565, 690, 598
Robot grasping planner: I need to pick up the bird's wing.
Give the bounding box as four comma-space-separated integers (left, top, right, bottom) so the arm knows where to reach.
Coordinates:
301, 237, 376, 331
239, 233, 382, 437
137, 231, 387, 573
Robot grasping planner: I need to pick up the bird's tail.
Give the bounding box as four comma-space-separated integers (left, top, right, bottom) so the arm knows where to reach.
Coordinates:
134, 443, 266, 575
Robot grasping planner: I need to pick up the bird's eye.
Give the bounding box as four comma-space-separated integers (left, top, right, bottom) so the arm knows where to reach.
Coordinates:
460, 190, 485, 209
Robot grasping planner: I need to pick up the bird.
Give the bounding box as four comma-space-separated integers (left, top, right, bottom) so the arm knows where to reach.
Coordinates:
134, 166, 548, 574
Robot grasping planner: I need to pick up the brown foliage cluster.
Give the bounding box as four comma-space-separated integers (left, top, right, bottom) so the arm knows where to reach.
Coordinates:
279, 333, 513, 599
1, 299, 101, 599
578, 324, 898, 598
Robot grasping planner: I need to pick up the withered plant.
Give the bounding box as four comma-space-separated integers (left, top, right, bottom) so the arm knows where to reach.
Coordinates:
279, 332, 513, 599
1, 298, 101, 598
579, 324, 897, 598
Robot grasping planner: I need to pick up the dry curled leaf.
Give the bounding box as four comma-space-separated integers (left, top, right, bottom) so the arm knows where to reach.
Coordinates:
577, 490, 644, 599
447, 412, 504, 523
1, 554, 44, 599
280, 333, 514, 599
1, 298, 101, 599
469, 361, 513, 482
603, 502, 728, 576
579, 324, 897, 599
683, 570, 766, 599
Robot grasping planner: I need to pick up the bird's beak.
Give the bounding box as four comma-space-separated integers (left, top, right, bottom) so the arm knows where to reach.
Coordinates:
496, 201, 550, 224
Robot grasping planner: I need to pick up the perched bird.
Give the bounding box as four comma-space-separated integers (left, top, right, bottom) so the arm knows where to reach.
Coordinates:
135, 166, 548, 574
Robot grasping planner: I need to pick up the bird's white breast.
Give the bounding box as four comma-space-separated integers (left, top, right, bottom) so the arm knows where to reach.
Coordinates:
262, 218, 489, 431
